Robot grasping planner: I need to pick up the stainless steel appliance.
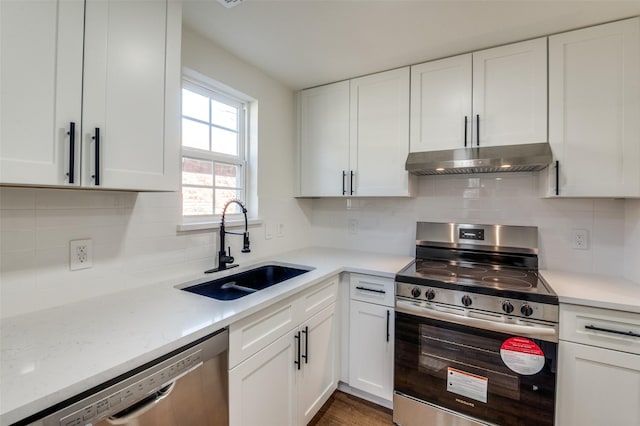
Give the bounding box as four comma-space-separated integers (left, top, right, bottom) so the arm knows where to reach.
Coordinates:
20, 328, 228, 426
394, 222, 558, 426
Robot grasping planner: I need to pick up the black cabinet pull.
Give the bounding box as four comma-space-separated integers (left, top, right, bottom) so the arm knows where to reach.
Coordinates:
342, 170, 346, 195
67, 122, 76, 183
294, 331, 301, 370
301, 326, 308, 364
91, 128, 101, 186
464, 116, 468, 147
476, 114, 480, 146
350, 170, 354, 195
555, 160, 559, 196
386, 310, 390, 342
355, 286, 386, 294
585, 324, 640, 338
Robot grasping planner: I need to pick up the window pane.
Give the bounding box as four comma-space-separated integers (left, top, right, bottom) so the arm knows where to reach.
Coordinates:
215, 189, 242, 215
183, 187, 213, 216
182, 89, 209, 122
182, 158, 213, 186
215, 163, 240, 188
182, 118, 209, 150
211, 99, 238, 130
211, 127, 238, 156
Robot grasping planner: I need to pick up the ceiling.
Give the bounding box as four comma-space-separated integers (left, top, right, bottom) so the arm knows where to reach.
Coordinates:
182, 0, 640, 90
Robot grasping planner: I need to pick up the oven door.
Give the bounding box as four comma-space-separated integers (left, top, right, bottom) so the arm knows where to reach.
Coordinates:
394, 301, 557, 426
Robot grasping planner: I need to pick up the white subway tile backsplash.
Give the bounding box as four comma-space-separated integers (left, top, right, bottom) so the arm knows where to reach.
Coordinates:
0, 187, 36, 210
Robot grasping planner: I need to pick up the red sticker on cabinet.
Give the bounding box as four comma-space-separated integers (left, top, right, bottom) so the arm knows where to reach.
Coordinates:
500, 337, 545, 375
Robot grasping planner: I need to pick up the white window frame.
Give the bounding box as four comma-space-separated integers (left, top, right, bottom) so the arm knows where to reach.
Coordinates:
181, 75, 249, 224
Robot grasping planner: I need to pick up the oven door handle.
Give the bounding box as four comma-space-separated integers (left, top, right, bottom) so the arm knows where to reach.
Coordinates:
396, 300, 557, 339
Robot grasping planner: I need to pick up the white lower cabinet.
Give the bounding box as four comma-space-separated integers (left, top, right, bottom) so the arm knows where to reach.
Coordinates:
228, 277, 338, 426
347, 274, 395, 402
556, 304, 640, 426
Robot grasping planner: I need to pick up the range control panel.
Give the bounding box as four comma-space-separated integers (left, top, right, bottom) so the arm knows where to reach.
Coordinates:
59, 350, 202, 426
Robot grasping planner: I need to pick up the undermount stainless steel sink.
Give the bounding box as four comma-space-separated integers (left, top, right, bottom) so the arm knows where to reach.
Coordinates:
180, 264, 313, 301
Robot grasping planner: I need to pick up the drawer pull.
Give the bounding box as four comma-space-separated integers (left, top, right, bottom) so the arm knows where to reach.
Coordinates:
355, 286, 386, 294
585, 324, 640, 338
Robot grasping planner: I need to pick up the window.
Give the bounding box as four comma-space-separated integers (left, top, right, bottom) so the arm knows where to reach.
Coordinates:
181, 78, 247, 218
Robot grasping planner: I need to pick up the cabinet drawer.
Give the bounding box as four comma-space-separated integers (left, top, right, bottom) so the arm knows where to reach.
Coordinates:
350, 274, 395, 307
560, 304, 640, 355
300, 276, 338, 322
229, 297, 301, 368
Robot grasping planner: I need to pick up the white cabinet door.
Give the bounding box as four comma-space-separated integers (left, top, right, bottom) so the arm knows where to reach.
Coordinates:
82, 0, 180, 191
547, 18, 640, 197
229, 329, 298, 426
349, 300, 394, 401
556, 341, 640, 426
410, 54, 472, 152
299, 304, 337, 425
350, 67, 411, 196
299, 81, 350, 196
472, 38, 547, 148
0, 0, 84, 186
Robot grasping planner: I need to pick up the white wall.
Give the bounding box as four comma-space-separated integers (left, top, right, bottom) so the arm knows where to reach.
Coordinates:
310, 172, 629, 276
625, 199, 640, 282
0, 27, 311, 318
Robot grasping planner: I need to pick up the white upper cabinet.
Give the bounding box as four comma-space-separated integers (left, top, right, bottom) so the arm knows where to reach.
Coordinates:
545, 18, 640, 197
410, 38, 547, 152
0, 0, 180, 191
299, 81, 350, 196
350, 67, 412, 196
472, 38, 548, 147
410, 54, 472, 152
0, 0, 84, 186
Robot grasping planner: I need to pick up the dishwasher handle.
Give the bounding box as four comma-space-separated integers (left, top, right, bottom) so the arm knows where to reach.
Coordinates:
106, 360, 202, 424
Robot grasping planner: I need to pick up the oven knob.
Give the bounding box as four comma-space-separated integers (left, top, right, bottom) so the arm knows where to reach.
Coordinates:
521, 303, 534, 317
425, 289, 436, 301
461, 295, 472, 307
502, 301, 514, 314
411, 287, 421, 298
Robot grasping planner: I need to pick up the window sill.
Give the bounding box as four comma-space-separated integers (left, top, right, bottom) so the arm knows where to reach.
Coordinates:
177, 218, 263, 232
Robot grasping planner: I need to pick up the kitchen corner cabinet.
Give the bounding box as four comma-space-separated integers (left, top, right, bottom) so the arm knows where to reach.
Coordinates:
0, 0, 180, 191
348, 274, 395, 402
298, 67, 413, 197
556, 304, 640, 425
410, 38, 547, 152
544, 18, 640, 197
228, 277, 338, 426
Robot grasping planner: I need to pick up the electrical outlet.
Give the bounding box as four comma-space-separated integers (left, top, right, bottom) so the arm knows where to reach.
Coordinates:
276, 223, 284, 238
349, 219, 358, 235
70, 239, 93, 270
571, 229, 589, 250
264, 223, 273, 240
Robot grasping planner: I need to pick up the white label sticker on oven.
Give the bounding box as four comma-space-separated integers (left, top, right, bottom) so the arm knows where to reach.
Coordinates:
500, 337, 545, 375
446, 367, 488, 403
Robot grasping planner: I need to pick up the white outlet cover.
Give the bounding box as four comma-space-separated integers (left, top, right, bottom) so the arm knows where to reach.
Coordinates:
70, 239, 93, 270
571, 229, 589, 250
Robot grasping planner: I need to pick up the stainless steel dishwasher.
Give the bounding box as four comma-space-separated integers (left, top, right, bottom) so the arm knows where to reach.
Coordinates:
21, 328, 228, 426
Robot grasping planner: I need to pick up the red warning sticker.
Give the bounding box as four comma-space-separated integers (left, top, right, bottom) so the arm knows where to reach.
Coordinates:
500, 337, 545, 375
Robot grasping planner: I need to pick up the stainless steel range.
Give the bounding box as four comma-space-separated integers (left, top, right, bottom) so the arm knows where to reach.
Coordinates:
394, 222, 558, 426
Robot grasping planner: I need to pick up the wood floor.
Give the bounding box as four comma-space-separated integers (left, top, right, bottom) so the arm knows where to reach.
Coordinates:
308, 391, 393, 426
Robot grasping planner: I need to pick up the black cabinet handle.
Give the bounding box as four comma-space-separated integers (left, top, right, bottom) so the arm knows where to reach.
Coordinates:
91, 128, 100, 186
585, 325, 640, 338
350, 170, 354, 195
464, 116, 468, 147
386, 310, 390, 342
294, 331, 301, 370
555, 160, 559, 196
301, 326, 308, 364
342, 171, 346, 195
476, 114, 480, 146
355, 286, 386, 294
67, 122, 76, 183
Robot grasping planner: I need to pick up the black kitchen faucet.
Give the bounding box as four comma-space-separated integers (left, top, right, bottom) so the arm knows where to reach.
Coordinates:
205, 199, 250, 274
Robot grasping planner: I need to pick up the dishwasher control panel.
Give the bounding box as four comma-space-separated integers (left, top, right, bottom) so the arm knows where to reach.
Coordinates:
59, 350, 202, 426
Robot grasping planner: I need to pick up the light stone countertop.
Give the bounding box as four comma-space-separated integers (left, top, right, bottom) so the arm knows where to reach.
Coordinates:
0, 247, 413, 426
541, 269, 640, 313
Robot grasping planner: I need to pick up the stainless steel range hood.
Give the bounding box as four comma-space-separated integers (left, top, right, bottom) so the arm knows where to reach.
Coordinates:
405, 142, 553, 175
